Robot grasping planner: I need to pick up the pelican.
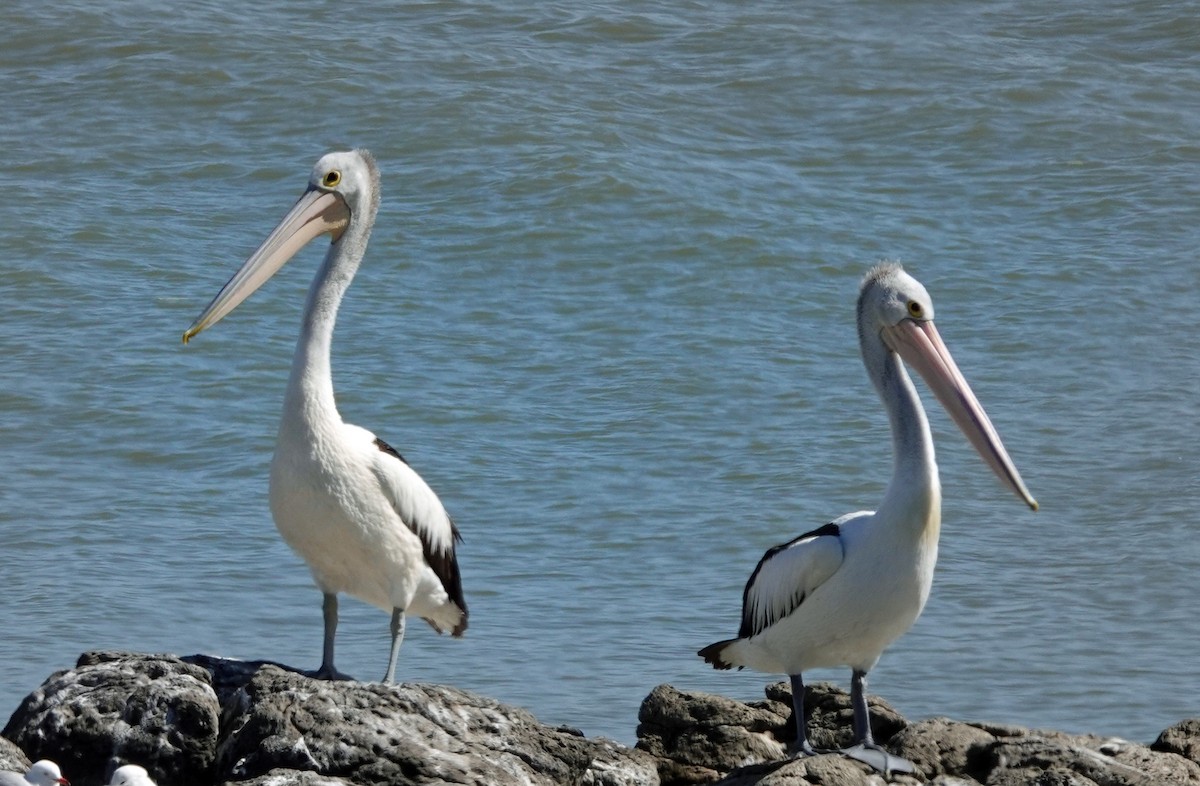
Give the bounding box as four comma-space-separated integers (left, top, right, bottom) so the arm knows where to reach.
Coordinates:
183, 149, 467, 683
0, 761, 68, 786
699, 264, 1036, 773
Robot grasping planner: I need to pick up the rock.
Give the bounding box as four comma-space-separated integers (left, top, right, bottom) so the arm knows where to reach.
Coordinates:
887, 717, 996, 781
635, 683, 789, 783
637, 683, 1200, 786
0, 737, 32, 775
1153, 720, 1200, 767
232, 770, 355, 786
214, 664, 658, 786
710, 754, 898, 785
3, 651, 219, 786
636, 681, 915, 786
7, 654, 1200, 786
760, 680, 908, 753
980, 729, 1200, 786
1, 651, 656, 786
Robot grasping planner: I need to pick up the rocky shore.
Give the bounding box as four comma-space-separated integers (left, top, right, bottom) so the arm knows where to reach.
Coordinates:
3, 652, 1198, 786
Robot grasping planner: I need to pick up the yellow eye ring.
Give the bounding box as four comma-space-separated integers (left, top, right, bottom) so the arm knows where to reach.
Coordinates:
322, 170, 341, 188
907, 301, 924, 318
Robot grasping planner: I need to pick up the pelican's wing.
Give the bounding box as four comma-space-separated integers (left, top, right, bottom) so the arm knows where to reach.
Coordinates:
368, 436, 466, 618
738, 521, 845, 639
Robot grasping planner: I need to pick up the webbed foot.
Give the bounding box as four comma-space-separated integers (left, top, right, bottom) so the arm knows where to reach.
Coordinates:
786, 739, 819, 759
840, 742, 915, 776
307, 663, 356, 681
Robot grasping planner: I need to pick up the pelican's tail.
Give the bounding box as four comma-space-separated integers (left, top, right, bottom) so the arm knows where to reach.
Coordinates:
420, 602, 468, 637
697, 638, 742, 671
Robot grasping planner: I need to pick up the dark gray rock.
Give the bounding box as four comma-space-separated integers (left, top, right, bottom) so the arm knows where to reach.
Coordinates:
636, 681, 913, 785
2, 651, 656, 786
1153, 720, 1200, 767
229, 770, 355, 786
761, 680, 908, 751
640, 683, 1200, 786
214, 664, 658, 786
887, 717, 996, 781
980, 730, 1200, 786
3, 651, 219, 786
636, 683, 790, 783
7, 654, 1200, 786
710, 754, 911, 786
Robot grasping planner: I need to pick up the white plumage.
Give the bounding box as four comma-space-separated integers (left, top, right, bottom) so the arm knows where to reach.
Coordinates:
701, 264, 1036, 772
0, 761, 68, 786
185, 150, 466, 682
104, 765, 156, 786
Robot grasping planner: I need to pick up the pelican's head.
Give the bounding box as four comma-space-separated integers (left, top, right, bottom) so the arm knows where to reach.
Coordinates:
858, 263, 935, 334
858, 263, 1038, 511
25, 761, 68, 786
182, 149, 380, 343
306, 149, 381, 222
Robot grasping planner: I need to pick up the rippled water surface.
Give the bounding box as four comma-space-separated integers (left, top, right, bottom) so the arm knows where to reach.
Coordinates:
2, 0, 1198, 745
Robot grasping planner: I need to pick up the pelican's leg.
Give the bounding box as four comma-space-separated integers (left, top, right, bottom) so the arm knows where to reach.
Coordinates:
382, 607, 406, 684
851, 669, 874, 745
309, 593, 355, 681
786, 673, 818, 757
839, 669, 915, 775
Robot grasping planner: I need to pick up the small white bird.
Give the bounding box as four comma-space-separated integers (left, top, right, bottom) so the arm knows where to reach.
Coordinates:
700, 264, 1037, 774
0, 761, 69, 786
104, 765, 156, 786
184, 150, 467, 682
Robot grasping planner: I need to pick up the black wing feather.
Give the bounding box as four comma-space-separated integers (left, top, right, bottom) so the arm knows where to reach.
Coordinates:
374, 437, 468, 634
737, 521, 840, 639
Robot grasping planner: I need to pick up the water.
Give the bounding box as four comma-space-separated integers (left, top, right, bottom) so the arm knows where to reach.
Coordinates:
2, 0, 1198, 747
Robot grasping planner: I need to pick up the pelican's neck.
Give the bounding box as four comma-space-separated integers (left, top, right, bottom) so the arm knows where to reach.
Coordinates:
863, 333, 941, 536
282, 216, 373, 431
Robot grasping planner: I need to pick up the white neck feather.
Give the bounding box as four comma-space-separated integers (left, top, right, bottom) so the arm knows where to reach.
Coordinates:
863, 332, 941, 540
281, 210, 374, 432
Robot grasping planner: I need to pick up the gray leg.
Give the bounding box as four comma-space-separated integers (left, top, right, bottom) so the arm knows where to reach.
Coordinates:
786, 673, 817, 757
851, 669, 874, 744
382, 607, 406, 684
309, 593, 354, 681
840, 669, 915, 776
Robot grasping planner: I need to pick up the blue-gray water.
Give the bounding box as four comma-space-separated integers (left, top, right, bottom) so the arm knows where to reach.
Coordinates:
2, 0, 1198, 746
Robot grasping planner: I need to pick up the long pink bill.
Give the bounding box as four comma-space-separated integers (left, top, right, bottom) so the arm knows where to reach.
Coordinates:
183, 187, 350, 343
884, 319, 1038, 511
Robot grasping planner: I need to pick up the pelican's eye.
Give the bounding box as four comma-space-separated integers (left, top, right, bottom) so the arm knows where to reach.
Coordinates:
907, 300, 924, 318
322, 170, 341, 188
